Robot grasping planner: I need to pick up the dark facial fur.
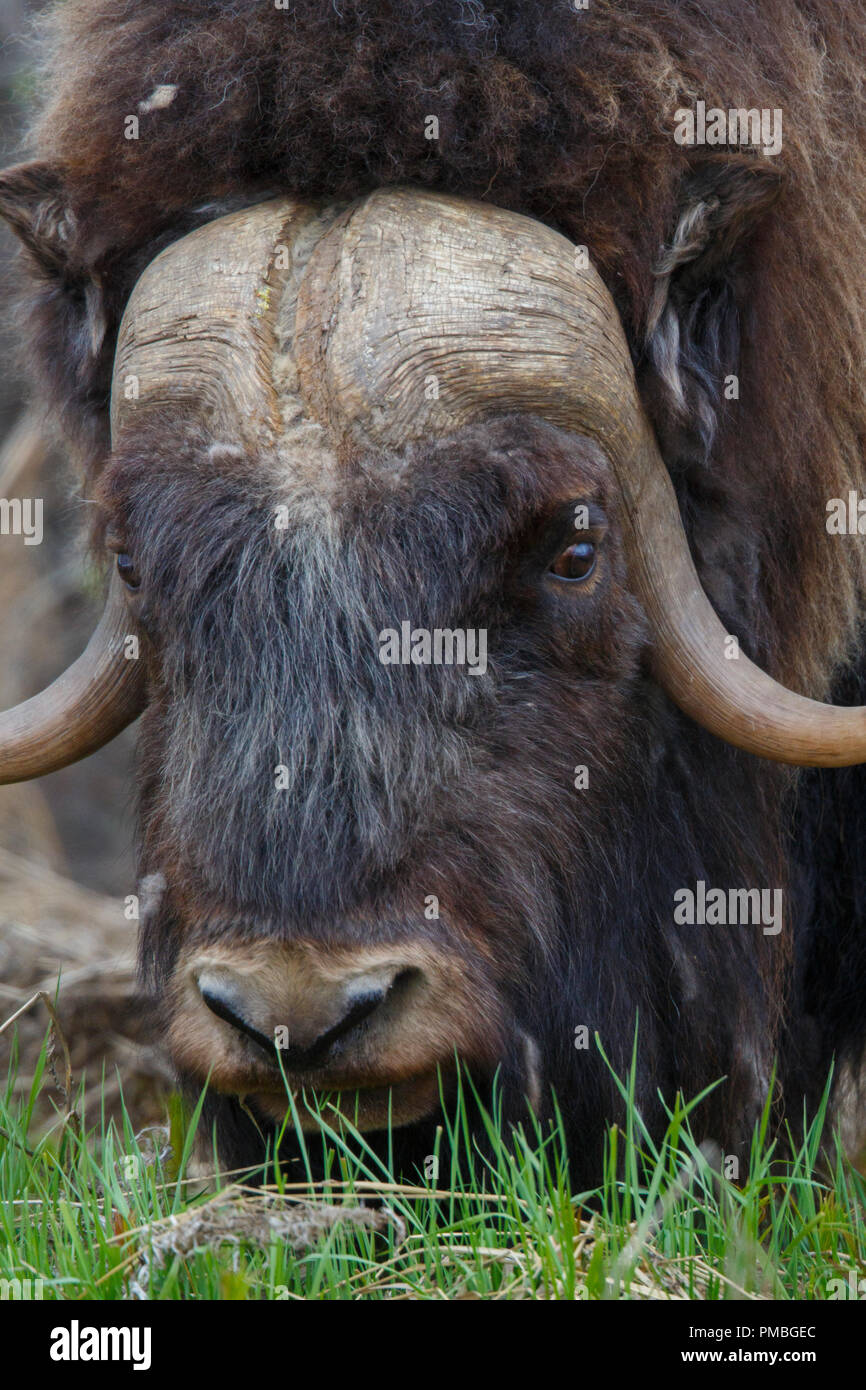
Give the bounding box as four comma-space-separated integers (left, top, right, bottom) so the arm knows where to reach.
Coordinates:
93, 412, 785, 1184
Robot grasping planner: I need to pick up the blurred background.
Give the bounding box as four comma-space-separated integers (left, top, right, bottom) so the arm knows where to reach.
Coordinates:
0, 2, 165, 1128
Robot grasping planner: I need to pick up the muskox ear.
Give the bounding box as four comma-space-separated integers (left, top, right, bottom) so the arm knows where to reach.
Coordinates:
641, 159, 783, 473
0, 161, 74, 275
0, 160, 109, 359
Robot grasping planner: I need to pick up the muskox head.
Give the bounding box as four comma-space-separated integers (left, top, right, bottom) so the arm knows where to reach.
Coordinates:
1, 189, 864, 1155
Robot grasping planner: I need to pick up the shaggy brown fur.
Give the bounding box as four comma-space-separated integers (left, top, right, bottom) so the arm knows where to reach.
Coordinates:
1, 0, 864, 700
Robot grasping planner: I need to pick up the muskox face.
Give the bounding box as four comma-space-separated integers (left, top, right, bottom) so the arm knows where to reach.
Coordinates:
97, 410, 645, 1131
2, 187, 863, 1168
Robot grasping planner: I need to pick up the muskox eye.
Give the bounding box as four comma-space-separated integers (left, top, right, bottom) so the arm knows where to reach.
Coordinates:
550, 541, 596, 582
116, 553, 141, 591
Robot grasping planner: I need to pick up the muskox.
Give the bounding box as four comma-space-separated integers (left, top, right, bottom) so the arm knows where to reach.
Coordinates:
1, 1, 865, 1187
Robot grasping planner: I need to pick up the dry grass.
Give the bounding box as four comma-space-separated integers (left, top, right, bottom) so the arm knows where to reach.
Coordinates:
0, 847, 169, 1132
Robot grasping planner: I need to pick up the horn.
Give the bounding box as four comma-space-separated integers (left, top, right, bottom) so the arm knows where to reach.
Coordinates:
16, 184, 862, 782
0, 382, 148, 787
0, 569, 145, 784
288, 187, 866, 767
0, 199, 326, 789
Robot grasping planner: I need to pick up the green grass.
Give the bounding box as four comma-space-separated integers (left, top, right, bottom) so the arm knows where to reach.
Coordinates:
0, 1027, 864, 1301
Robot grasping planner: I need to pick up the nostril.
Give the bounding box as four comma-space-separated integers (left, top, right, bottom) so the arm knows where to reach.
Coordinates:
200, 984, 385, 1067
301, 989, 385, 1066
196, 963, 419, 1070
296, 968, 419, 1065
199, 986, 277, 1058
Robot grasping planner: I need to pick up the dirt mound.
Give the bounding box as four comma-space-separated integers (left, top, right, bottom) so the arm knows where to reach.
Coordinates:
0, 847, 169, 1135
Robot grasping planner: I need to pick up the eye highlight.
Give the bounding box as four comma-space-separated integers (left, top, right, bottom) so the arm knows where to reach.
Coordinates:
550, 540, 596, 583
116, 552, 141, 591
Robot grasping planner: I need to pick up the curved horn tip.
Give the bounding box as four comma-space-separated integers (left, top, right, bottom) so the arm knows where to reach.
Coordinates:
0, 571, 145, 786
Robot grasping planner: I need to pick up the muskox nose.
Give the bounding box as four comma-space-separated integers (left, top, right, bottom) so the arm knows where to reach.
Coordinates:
194, 960, 407, 1069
